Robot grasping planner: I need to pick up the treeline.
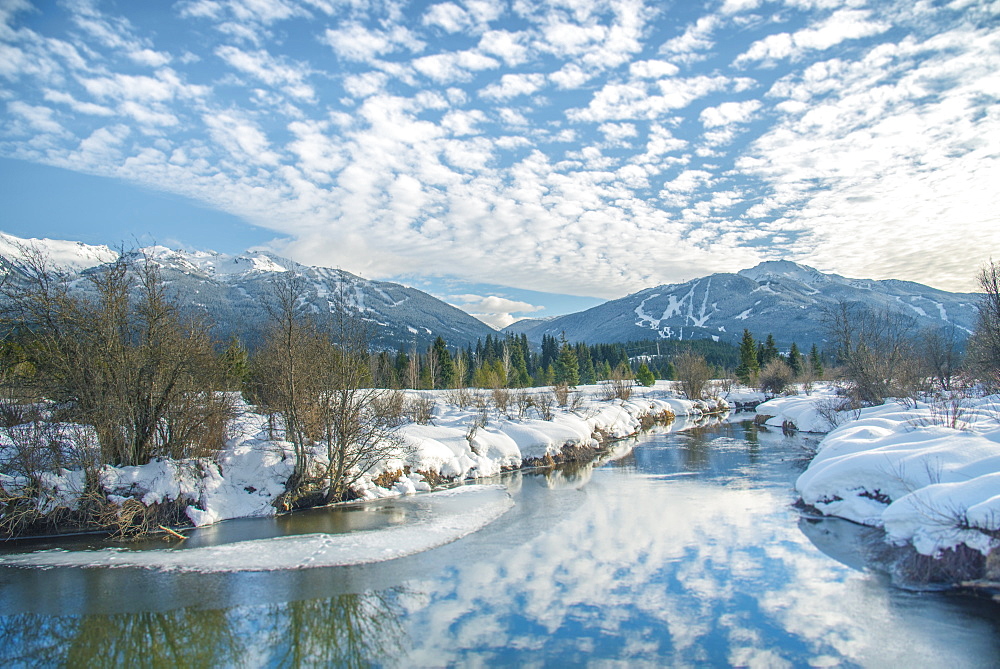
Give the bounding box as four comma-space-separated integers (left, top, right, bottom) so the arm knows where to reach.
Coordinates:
357, 333, 751, 391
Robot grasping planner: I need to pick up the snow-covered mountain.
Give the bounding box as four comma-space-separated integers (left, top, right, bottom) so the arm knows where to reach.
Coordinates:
0, 234, 495, 351
505, 261, 980, 348
0, 232, 117, 272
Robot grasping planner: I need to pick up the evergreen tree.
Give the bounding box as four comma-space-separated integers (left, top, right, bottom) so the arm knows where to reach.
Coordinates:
540, 334, 558, 370
735, 329, 760, 385
554, 336, 580, 386
394, 349, 410, 387
761, 334, 779, 366
509, 341, 531, 387
576, 343, 595, 385
373, 350, 396, 388
663, 360, 677, 381
787, 342, 803, 377
418, 362, 433, 390
636, 362, 655, 387
483, 334, 496, 362
431, 336, 454, 388
221, 334, 250, 389
809, 343, 824, 378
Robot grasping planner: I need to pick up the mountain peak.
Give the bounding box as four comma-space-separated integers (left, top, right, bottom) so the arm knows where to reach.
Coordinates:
738, 260, 833, 286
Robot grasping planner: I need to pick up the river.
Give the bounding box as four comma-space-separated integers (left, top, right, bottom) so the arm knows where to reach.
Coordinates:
1, 417, 998, 667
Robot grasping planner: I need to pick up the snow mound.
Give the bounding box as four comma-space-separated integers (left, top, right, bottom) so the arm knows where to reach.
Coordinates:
796, 396, 1000, 557
0, 485, 513, 572
755, 391, 841, 433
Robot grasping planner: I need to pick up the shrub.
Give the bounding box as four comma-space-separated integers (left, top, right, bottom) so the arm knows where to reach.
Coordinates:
758, 359, 793, 397
674, 351, 712, 400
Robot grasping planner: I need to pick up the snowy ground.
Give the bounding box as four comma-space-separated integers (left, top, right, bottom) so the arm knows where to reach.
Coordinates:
758, 391, 1000, 561
0, 382, 732, 538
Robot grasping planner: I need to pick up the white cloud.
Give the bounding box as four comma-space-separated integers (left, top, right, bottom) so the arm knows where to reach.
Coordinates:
216, 45, 315, 101
660, 15, 719, 56
629, 59, 680, 79
286, 119, 345, 178
342, 71, 389, 98
78, 69, 209, 102
412, 51, 500, 83
480, 72, 546, 100
120, 100, 179, 127
478, 30, 532, 66
203, 111, 281, 165
598, 122, 638, 144
569, 76, 740, 122
721, 0, 763, 13
737, 20, 1000, 290
735, 9, 890, 66
3, 0, 996, 301
550, 62, 593, 89
423, 1, 502, 34
423, 2, 472, 33
441, 109, 489, 136
128, 48, 172, 67
323, 23, 425, 62
700, 99, 762, 127
450, 294, 544, 329
43, 89, 115, 116
8, 100, 63, 133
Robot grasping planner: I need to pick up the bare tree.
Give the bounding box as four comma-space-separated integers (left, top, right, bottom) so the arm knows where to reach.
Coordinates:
3, 247, 229, 466
248, 272, 318, 495
316, 280, 405, 503
968, 260, 1000, 391
823, 302, 918, 406
919, 325, 961, 392
406, 349, 420, 390
249, 275, 406, 507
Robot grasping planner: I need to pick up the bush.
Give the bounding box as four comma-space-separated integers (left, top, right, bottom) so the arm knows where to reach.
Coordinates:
674, 351, 712, 400
758, 359, 793, 396
600, 363, 634, 401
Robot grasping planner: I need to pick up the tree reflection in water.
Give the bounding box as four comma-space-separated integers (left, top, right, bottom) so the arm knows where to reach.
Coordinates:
0, 587, 408, 668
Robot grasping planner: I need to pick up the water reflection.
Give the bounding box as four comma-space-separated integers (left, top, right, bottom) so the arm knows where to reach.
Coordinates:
0, 589, 407, 667
1, 420, 997, 666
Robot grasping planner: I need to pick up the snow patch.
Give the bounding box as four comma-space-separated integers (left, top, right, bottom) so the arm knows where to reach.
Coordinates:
1, 486, 513, 572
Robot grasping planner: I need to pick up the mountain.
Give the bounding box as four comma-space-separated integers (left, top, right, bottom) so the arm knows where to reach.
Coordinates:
0, 232, 117, 272
504, 261, 980, 349
0, 234, 496, 351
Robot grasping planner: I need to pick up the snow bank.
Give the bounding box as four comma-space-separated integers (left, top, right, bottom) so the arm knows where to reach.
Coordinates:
1, 383, 726, 533
0, 485, 513, 572
754, 387, 843, 433
795, 396, 1000, 558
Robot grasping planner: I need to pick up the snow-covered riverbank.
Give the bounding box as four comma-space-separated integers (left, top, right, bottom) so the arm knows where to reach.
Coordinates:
757, 392, 1000, 571
1, 383, 729, 534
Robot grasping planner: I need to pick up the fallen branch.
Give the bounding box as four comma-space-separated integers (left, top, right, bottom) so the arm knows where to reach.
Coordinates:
158, 524, 187, 540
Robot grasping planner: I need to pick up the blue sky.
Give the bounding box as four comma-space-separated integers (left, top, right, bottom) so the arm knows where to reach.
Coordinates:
1, 0, 998, 328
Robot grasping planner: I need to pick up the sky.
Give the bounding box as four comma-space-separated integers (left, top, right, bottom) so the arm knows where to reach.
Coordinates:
1, 0, 998, 329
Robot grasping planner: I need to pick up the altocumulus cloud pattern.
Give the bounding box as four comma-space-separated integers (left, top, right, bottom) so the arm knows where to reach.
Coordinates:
1, 0, 998, 300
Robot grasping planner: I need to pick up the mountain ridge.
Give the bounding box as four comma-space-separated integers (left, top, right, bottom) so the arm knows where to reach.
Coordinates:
0, 233, 496, 351
504, 260, 979, 349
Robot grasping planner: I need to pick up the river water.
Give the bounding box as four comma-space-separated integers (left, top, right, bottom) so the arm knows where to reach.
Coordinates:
1, 417, 998, 667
